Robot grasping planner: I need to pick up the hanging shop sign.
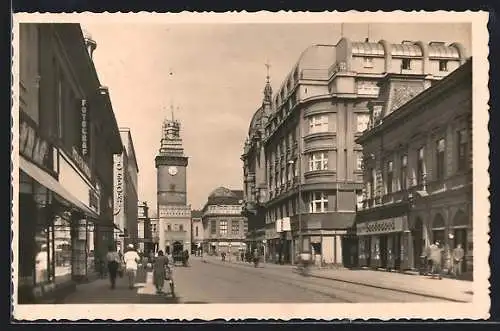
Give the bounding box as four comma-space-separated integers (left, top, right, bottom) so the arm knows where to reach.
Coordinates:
113, 155, 124, 215
72, 146, 92, 180
81, 99, 88, 156
19, 118, 51, 170
356, 216, 407, 236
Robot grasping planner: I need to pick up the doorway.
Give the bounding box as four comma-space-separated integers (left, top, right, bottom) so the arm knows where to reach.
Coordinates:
411, 217, 423, 269
379, 235, 388, 268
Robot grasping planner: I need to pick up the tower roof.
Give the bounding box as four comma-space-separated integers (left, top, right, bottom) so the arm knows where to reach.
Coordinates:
158, 104, 185, 156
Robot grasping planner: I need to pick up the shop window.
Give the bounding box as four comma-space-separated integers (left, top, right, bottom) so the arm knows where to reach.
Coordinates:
220, 220, 228, 236
308, 114, 329, 134
308, 152, 328, 171
400, 154, 408, 190
34, 224, 51, 285
436, 138, 446, 180
53, 216, 72, 282
309, 192, 329, 213
311, 242, 322, 255
457, 129, 468, 171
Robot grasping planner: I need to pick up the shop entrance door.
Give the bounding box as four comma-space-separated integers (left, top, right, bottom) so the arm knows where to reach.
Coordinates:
379, 235, 388, 268
411, 218, 423, 269
454, 228, 467, 272
393, 233, 401, 270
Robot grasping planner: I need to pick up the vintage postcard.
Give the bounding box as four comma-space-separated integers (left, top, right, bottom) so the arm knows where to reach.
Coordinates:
11, 11, 490, 320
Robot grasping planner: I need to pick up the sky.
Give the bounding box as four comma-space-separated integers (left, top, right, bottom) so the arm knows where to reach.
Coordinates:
81, 22, 471, 212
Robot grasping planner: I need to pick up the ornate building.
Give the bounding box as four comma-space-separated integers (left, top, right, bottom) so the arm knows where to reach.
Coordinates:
202, 187, 247, 257
241, 38, 468, 267
154, 109, 191, 255
356, 58, 472, 276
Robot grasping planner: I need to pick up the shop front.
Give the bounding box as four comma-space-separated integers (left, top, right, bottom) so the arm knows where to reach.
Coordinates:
356, 215, 408, 271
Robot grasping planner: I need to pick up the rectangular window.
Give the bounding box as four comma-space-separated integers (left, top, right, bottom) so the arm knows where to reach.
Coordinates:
457, 129, 468, 171
167, 224, 171, 231
417, 147, 425, 186
400, 155, 408, 190
195, 226, 199, 237
439, 60, 448, 72
370, 168, 376, 198
357, 113, 370, 133
386, 160, 393, 194
308, 152, 328, 171
219, 220, 228, 236
402, 58, 411, 70
210, 221, 216, 234
436, 138, 446, 180
308, 115, 329, 134
231, 221, 239, 235
179, 224, 184, 232
363, 57, 374, 68
356, 151, 363, 171
309, 192, 329, 213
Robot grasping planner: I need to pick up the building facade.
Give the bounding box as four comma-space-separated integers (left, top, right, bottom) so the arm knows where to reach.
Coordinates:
137, 201, 153, 253
150, 216, 159, 253
202, 187, 248, 257
113, 128, 139, 250
17, 24, 123, 303
356, 58, 472, 276
241, 38, 468, 267
190, 210, 204, 254
155, 112, 191, 255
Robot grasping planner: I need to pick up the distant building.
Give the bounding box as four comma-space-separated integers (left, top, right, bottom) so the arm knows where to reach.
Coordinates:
202, 187, 248, 256
241, 38, 468, 266
191, 210, 204, 254
150, 216, 159, 253
355, 59, 472, 276
137, 201, 153, 253
114, 128, 139, 251
155, 110, 191, 255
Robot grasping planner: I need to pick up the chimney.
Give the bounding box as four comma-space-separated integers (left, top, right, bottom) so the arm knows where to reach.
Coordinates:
82, 29, 97, 59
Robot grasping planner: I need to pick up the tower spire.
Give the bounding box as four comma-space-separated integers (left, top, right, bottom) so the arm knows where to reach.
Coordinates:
265, 60, 271, 83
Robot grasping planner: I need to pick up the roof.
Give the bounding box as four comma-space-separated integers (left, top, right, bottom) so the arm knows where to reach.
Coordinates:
209, 186, 238, 198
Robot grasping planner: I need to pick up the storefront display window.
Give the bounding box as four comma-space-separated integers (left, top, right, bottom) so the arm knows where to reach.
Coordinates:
34, 226, 50, 285
53, 216, 72, 282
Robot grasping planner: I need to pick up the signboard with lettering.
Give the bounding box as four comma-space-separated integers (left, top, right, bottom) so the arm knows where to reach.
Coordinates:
19, 118, 52, 170
72, 147, 91, 180
81, 99, 88, 156
356, 216, 406, 236
113, 155, 124, 215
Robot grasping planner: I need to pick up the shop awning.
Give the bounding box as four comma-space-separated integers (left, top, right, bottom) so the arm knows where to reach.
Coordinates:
20, 156, 99, 219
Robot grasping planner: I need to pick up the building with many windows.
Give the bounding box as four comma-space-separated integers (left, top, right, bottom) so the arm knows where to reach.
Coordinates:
137, 201, 152, 254
355, 58, 472, 276
17, 24, 123, 303
202, 187, 248, 257
241, 38, 468, 267
190, 210, 204, 255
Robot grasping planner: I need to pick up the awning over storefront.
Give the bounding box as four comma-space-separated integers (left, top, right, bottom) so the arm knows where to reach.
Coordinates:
20, 156, 99, 219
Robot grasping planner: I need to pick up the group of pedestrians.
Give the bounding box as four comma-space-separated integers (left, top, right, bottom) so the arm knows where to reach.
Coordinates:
105, 244, 175, 295
424, 241, 465, 279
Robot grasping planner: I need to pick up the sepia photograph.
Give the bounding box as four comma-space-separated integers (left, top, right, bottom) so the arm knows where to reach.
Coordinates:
11, 11, 490, 320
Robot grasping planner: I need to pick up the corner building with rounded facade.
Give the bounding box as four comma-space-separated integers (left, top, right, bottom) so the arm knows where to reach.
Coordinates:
241, 37, 468, 267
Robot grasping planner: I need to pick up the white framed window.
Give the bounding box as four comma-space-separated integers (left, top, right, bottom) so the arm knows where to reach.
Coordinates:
309, 192, 329, 213
308, 152, 328, 171
357, 113, 370, 133
356, 151, 363, 171
219, 220, 228, 236
363, 57, 374, 68
308, 115, 329, 134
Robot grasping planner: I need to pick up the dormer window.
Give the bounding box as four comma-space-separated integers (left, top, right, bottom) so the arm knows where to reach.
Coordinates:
439, 60, 448, 72
402, 58, 411, 70
363, 57, 374, 68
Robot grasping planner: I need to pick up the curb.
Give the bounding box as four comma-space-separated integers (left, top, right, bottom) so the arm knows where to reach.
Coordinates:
202, 258, 470, 303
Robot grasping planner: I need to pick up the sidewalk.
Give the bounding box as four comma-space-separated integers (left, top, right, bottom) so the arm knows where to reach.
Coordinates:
199, 255, 473, 302
60, 269, 178, 304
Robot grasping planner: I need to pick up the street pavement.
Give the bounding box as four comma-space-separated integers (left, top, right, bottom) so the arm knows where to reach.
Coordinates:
60, 256, 472, 304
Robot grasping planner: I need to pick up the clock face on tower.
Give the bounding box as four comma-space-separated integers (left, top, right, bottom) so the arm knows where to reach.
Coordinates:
168, 166, 178, 176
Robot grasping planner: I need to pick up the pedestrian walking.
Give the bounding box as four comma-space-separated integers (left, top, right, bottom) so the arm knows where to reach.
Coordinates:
452, 244, 465, 278
152, 250, 170, 294
429, 241, 443, 280
106, 245, 121, 289
123, 244, 141, 289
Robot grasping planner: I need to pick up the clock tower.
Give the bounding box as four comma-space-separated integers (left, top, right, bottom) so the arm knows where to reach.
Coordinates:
155, 107, 191, 255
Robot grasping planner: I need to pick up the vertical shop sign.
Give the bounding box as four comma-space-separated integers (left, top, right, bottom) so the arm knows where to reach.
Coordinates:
81, 99, 88, 156
113, 155, 123, 215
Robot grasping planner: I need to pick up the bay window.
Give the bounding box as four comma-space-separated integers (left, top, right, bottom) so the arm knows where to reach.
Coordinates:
308, 152, 328, 171
308, 115, 329, 134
